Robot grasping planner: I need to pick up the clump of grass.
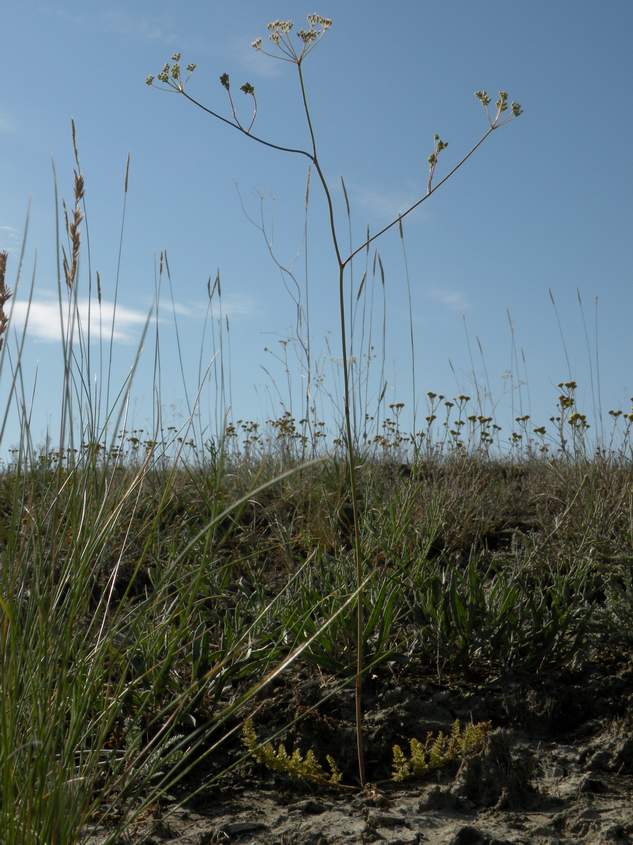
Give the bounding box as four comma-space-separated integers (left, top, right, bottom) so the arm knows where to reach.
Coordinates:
242, 718, 343, 787
392, 720, 490, 782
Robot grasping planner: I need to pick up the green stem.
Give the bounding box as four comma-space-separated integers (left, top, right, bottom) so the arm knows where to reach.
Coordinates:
297, 60, 366, 786
179, 89, 315, 162
343, 127, 495, 267
173, 50, 510, 791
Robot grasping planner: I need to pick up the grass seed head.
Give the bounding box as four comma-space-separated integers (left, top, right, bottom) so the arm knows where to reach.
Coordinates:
0, 250, 10, 350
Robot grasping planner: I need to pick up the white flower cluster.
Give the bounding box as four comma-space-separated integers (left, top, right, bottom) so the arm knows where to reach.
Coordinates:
267, 19, 293, 32
251, 14, 333, 57
267, 19, 293, 43
306, 14, 332, 28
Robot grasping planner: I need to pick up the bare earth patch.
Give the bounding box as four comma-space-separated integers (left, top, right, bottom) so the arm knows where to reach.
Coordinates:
85, 655, 633, 844
84, 756, 633, 844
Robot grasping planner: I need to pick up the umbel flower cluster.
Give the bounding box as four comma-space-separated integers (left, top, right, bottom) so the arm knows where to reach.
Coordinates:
475, 89, 523, 126
146, 52, 197, 90
251, 13, 333, 62
145, 14, 334, 135
146, 13, 332, 91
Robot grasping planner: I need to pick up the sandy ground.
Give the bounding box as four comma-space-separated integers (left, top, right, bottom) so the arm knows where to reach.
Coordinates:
84, 644, 633, 845
85, 725, 633, 844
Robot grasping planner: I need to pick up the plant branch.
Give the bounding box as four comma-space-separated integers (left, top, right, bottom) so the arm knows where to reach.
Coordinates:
296, 63, 343, 267
179, 89, 315, 162
343, 126, 495, 268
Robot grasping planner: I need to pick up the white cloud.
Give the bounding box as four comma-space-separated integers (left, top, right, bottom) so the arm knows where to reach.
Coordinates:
100, 10, 179, 44
4, 285, 254, 345
228, 35, 283, 79
158, 300, 194, 318
346, 181, 425, 222
154, 294, 254, 321
429, 288, 468, 313
211, 294, 254, 319
181, 294, 255, 321
9, 297, 150, 344
0, 226, 19, 246
46, 6, 180, 45
0, 112, 16, 134
48, 6, 83, 26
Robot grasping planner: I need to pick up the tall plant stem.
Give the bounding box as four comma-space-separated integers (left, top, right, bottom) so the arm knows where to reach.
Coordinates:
337, 262, 367, 787
158, 47, 518, 788
296, 61, 366, 785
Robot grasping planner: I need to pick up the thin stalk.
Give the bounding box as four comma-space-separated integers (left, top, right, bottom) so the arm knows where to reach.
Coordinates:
462, 316, 484, 419
398, 217, 417, 454
577, 288, 600, 449
343, 127, 495, 267
297, 59, 365, 785
594, 296, 604, 447
105, 154, 131, 429
157, 33, 520, 788
179, 89, 314, 162
303, 166, 314, 454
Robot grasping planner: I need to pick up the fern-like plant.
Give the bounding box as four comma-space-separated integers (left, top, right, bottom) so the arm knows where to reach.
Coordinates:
392, 719, 490, 782
242, 718, 343, 787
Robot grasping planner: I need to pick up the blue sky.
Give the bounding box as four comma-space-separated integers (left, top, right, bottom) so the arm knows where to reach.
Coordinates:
1, 1, 632, 453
